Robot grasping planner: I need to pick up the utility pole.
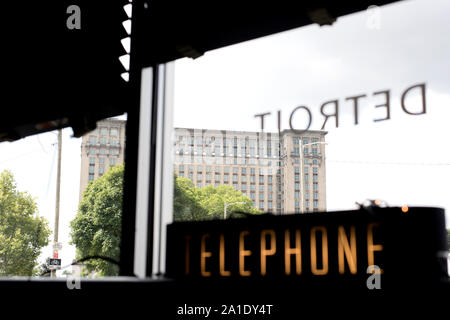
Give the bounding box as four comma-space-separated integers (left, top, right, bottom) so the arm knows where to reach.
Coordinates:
51, 129, 62, 277
224, 200, 245, 219
224, 200, 227, 220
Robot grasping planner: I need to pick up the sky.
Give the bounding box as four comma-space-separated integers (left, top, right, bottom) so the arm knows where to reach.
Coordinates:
173, 0, 450, 225
0, 0, 449, 276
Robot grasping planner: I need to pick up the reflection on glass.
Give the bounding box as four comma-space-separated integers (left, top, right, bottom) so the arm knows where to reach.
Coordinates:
0, 116, 126, 277
172, 0, 450, 232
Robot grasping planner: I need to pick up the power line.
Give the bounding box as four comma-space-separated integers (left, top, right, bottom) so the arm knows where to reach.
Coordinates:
0, 149, 43, 165
328, 160, 450, 166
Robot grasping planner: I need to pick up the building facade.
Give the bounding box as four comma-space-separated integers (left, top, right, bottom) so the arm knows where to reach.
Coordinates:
79, 118, 126, 200
173, 128, 327, 214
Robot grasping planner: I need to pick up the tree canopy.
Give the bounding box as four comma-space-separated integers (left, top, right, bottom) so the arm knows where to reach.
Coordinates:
0, 170, 51, 276
174, 174, 261, 221
71, 167, 261, 275
71, 164, 124, 276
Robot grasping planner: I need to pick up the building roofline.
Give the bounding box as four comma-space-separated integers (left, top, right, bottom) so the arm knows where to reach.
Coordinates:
174, 127, 327, 136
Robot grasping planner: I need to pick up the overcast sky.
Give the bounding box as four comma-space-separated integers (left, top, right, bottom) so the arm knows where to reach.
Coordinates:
173, 0, 450, 227
0, 0, 449, 275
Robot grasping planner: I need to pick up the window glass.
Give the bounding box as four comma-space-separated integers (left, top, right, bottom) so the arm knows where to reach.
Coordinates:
170, 0, 450, 272
0, 115, 126, 277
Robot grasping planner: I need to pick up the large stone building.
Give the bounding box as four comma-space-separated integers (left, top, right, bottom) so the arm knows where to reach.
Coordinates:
173, 128, 327, 214
79, 118, 126, 199
79, 122, 327, 214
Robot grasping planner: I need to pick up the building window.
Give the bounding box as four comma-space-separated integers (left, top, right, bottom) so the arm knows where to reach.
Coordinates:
304, 174, 309, 182
293, 147, 300, 155
295, 191, 300, 199
313, 183, 318, 191
294, 174, 299, 182
314, 192, 319, 199
224, 175, 229, 182
302, 138, 309, 145
179, 165, 184, 172
89, 157, 95, 164
99, 158, 105, 165
259, 201, 264, 209
268, 176, 273, 183
295, 183, 300, 190
313, 174, 318, 182
305, 183, 309, 190
313, 167, 318, 174
89, 164, 95, 173
314, 200, 319, 209
233, 175, 238, 182
89, 136, 97, 144
100, 128, 108, 135
312, 148, 318, 156
99, 166, 105, 176
268, 202, 273, 209
259, 185, 264, 192
110, 128, 118, 136
313, 159, 318, 165
305, 191, 309, 199
88, 174, 94, 181
303, 147, 309, 156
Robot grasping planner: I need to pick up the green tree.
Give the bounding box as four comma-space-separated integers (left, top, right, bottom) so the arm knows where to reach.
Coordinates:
71, 168, 261, 275
173, 174, 261, 221
0, 170, 51, 276
71, 164, 123, 276
197, 185, 261, 219
173, 174, 207, 221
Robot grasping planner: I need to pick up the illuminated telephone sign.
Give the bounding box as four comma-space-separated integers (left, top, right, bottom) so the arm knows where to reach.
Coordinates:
166, 207, 448, 283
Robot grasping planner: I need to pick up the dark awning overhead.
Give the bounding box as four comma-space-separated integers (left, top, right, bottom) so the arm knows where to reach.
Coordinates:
2, 0, 400, 142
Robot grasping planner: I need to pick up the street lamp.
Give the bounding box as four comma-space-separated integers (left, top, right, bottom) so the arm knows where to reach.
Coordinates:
224, 200, 246, 219
299, 141, 328, 213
